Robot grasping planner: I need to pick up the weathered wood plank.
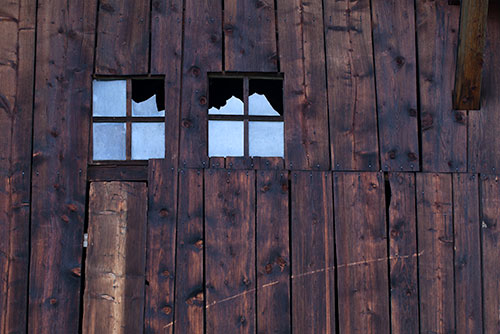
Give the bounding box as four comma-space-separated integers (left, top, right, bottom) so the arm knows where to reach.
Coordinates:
334, 172, 390, 333
83, 182, 147, 334
95, 0, 150, 74
291, 172, 335, 333
224, 0, 278, 72
468, 2, 500, 173
453, 174, 482, 334
151, 0, 183, 166
256, 170, 290, 333
416, 1, 467, 172
371, 0, 419, 171
480, 174, 500, 334
145, 160, 178, 333
387, 173, 419, 334
416, 173, 455, 334
226, 157, 253, 170
453, 0, 489, 110
277, 0, 330, 170
205, 169, 255, 334
324, 0, 379, 171
179, 0, 222, 168
174, 169, 204, 334
28, 0, 97, 332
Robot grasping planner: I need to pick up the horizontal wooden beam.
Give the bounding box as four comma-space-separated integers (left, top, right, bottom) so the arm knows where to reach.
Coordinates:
453, 0, 489, 110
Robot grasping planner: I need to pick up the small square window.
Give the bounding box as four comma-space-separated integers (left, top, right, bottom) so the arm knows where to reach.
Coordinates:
92, 78, 165, 161
208, 75, 283, 158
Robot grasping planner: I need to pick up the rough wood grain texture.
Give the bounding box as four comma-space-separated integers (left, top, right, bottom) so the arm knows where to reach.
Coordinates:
416, 1, 467, 172
28, 0, 97, 332
252, 157, 284, 170
371, 0, 419, 171
145, 160, 179, 333
83, 182, 147, 334
480, 174, 500, 334
209, 157, 225, 168
0, 1, 35, 332
416, 173, 455, 334
324, 0, 379, 171
174, 169, 204, 334
277, 0, 330, 170
205, 169, 255, 334
291, 172, 335, 333
453, 174, 482, 334
95, 0, 150, 74
468, 2, 500, 173
256, 170, 290, 334
224, 0, 278, 71
151, 0, 183, 165
226, 157, 253, 170
453, 0, 489, 110
179, 0, 222, 168
334, 172, 390, 334
387, 173, 419, 334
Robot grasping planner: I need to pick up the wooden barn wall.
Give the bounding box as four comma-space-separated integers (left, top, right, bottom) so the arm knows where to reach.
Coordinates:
1, 0, 500, 333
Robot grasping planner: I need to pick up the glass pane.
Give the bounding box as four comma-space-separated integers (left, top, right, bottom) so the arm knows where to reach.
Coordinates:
131, 123, 165, 160
132, 94, 165, 117
249, 93, 280, 116
93, 123, 126, 160
208, 96, 244, 115
92, 80, 127, 116
249, 121, 284, 157
208, 121, 244, 157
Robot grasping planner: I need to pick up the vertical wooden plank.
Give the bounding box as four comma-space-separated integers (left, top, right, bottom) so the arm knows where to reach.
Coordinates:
174, 169, 204, 334
371, 0, 419, 171
205, 169, 255, 334
145, 160, 178, 333
83, 182, 147, 334
291, 172, 335, 333
416, 173, 455, 334
277, 0, 330, 170
324, 0, 379, 171
95, 0, 150, 75
151, 0, 183, 165
453, 174, 482, 334
416, 1, 467, 172
388, 173, 419, 334
224, 0, 278, 72
179, 0, 222, 168
480, 175, 500, 334
256, 170, 290, 333
453, 0, 489, 110
468, 2, 500, 174
0, 0, 35, 332
334, 172, 390, 334
28, 0, 97, 332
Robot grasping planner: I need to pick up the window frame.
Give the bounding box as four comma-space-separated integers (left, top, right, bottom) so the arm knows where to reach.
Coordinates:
90, 76, 165, 164
207, 73, 284, 158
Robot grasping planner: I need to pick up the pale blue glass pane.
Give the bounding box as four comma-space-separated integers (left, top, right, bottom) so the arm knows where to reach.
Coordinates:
93, 123, 126, 160
249, 121, 284, 157
132, 95, 165, 117
208, 96, 244, 115
208, 121, 244, 157
92, 80, 127, 116
249, 93, 280, 116
132, 123, 165, 160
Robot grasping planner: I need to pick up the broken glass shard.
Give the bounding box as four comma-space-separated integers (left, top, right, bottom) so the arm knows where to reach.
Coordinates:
132, 95, 165, 117
249, 93, 280, 116
208, 96, 244, 115
208, 120, 244, 157
92, 80, 127, 117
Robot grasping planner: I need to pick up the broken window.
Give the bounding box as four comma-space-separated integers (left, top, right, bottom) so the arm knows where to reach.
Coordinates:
92, 78, 165, 161
208, 75, 284, 158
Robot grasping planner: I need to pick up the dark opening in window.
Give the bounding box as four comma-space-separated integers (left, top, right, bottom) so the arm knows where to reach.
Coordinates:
208, 75, 284, 158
